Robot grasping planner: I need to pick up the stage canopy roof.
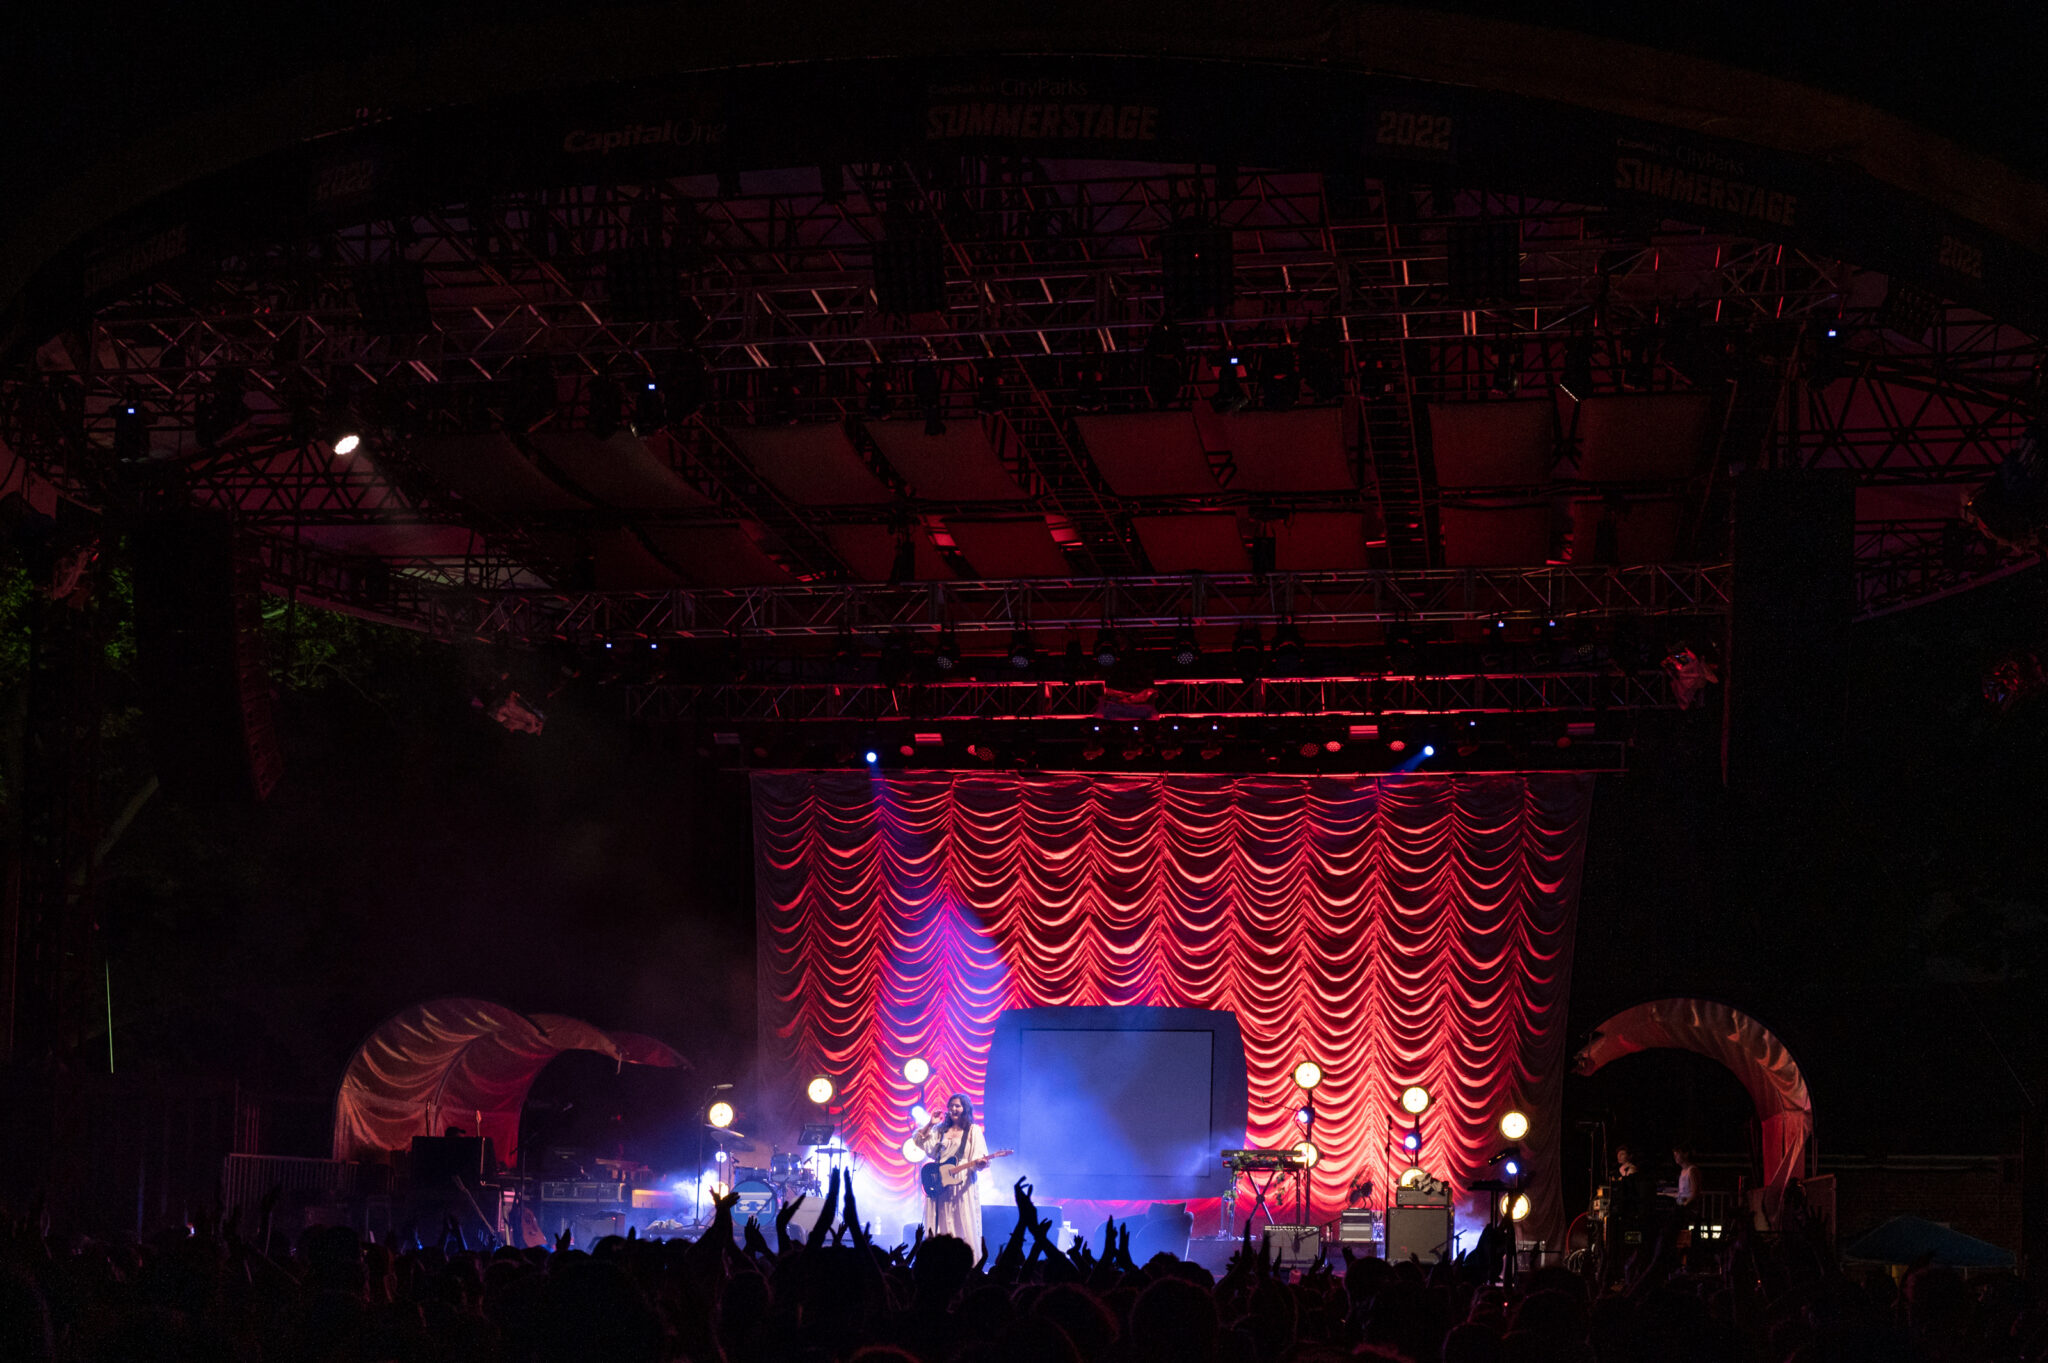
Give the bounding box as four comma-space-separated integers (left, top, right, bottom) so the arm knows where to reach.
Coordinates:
331, 997, 687, 1164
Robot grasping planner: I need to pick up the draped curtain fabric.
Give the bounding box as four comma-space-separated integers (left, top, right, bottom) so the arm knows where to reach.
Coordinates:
332, 998, 687, 1163
755, 772, 1594, 1239
1574, 998, 1814, 1219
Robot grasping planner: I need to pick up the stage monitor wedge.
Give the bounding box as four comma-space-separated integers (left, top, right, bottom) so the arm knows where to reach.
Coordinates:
983, 1005, 1247, 1203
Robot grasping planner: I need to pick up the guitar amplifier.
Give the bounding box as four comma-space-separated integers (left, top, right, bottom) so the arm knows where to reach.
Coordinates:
1262, 1224, 1321, 1270
1336, 1209, 1379, 1244
1384, 1206, 1454, 1263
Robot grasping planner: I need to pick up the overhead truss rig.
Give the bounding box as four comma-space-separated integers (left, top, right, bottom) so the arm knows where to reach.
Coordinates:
440, 563, 1731, 646
626, 670, 1682, 726
4, 160, 2036, 621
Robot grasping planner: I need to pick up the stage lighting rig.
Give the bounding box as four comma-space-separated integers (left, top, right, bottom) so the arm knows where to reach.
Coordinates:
1143, 319, 1188, 406
1230, 622, 1264, 678
1963, 426, 2048, 555
1400, 1085, 1431, 1115
1489, 338, 1519, 396
1210, 350, 1248, 413
1093, 628, 1124, 668
1171, 624, 1201, 667
933, 627, 961, 672
1008, 629, 1037, 670
974, 360, 1005, 413
708, 1100, 736, 1129
1499, 1110, 1529, 1141
1271, 621, 1304, 672
1256, 346, 1301, 410
112, 401, 149, 461
807, 1076, 836, 1105
1292, 1061, 1323, 1090
903, 1056, 930, 1084
634, 378, 665, 432
1294, 1140, 1320, 1168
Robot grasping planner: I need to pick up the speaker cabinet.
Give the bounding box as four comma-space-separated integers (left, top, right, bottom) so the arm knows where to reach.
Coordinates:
130, 510, 282, 801
1384, 1206, 1455, 1263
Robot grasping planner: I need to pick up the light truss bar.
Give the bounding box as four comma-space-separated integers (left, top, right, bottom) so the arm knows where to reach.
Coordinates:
438, 564, 1732, 643
625, 670, 1679, 723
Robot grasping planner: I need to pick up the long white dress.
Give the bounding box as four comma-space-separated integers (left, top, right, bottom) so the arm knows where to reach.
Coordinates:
913, 1121, 986, 1248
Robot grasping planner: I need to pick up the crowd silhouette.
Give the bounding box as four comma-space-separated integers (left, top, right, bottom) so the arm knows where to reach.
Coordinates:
2, 1169, 2040, 1362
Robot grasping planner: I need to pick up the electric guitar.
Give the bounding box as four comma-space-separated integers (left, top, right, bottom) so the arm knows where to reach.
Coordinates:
919, 1146, 1013, 1198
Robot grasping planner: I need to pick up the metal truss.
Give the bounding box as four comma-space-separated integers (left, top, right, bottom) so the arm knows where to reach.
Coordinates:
438, 563, 1732, 645
625, 669, 1681, 724
2, 159, 2038, 624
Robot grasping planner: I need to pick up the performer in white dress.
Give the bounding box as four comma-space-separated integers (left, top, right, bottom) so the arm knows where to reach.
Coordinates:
912, 1093, 989, 1246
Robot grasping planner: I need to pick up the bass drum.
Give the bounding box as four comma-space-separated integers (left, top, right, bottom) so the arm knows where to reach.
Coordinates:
732, 1178, 779, 1221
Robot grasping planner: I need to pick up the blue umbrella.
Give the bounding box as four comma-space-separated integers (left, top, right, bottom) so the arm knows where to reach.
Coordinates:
1843, 1215, 2015, 1268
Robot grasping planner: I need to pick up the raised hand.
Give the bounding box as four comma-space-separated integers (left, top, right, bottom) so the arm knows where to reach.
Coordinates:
807, 1168, 842, 1251
1118, 1223, 1133, 1270
555, 1225, 573, 1253
775, 1194, 806, 1253
842, 1177, 870, 1249
743, 1215, 772, 1258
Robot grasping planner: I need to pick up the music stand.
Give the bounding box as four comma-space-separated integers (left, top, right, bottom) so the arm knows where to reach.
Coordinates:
800, 1123, 836, 1147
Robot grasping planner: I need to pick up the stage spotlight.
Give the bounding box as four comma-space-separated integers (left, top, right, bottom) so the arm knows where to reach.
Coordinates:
1294, 1105, 1315, 1128
1401, 1126, 1422, 1153
1271, 621, 1304, 671
933, 627, 960, 672
708, 1101, 736, 1129
1421, 744, 1436, 757
1510, 1194, 1531, 1222
1400, 1085, 1432, 1115
1008, 630, 1036, 670
1143, 318, 1188, 406
1299, 740, 1321, 758
864, 749, 879, 765
807, 1076, 835, 1105
1093, 629, 1123, 668
332, 430, 362, 456
1499, 1110, 1529, 1141
1294, 1140, 1320, 1168
1233, 621, 1264, 677
1323, 739, 1343, 754
1504, 1155, 1521, 1178
911, 1103, 930, 1125
1172, 624, 1200, 667
901, 1136, 925, 1162
975, 360, 1004, 413
1293, 1061, 1323, 1090
1210, 350, 1248, 413
904, 1057, 931, 1084
1491, 340, 1520, 396
1399, 1166, 1426, 1188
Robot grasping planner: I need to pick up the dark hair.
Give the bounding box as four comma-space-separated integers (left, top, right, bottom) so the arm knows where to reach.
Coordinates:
947, 1092, 976, 1132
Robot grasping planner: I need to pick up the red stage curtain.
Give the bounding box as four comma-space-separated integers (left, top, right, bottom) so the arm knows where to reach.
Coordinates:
754, 773, 1593, 1239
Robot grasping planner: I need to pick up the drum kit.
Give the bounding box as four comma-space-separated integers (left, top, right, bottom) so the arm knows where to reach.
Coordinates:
720, 1138, 858, 1220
